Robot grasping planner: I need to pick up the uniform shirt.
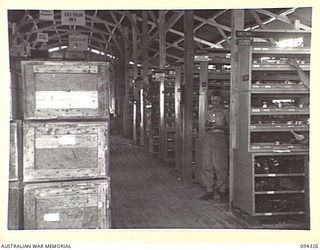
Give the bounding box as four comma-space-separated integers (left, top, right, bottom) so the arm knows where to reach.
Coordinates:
205, 105, 228, 133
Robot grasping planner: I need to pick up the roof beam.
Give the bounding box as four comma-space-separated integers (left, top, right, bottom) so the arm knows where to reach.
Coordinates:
164, 11, 183, 32
148, 11, 159, 29
193, 14, 231, 32
255, 8, 311, 30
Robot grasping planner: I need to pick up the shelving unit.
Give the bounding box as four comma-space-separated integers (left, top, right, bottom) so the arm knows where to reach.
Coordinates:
159, 69, 179, 162
233, 30, 310, 226
149, 71, 161, 155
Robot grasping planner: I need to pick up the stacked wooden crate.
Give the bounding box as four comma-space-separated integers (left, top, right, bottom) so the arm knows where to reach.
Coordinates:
20, 61, 111, 230
8, 120, 23, 229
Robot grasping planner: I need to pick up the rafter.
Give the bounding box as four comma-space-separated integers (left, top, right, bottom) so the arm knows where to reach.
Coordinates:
249, 9, 276, 45
148, 11, 159, 29
193, 14, 231, 32
164, 11, 183, 32
255, 8, 311, 30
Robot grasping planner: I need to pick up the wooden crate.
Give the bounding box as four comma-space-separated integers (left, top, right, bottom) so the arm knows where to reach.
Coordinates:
8, 181, 23, 230
10, 120, 22, 181
23, 121, 109, 182
24, 179, 111, 230
21, 61, 109, 120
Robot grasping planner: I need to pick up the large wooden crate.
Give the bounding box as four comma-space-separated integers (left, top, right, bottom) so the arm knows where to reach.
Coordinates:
23, 121, 109, 182
24, 179, 111, 230
21, 61, 109, 120
8, 181, 23, 230
10, 120, 22, 181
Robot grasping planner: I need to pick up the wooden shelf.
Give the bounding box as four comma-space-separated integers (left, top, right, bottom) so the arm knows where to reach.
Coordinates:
250, 124, 309, 132
255, 173, 305, 177
252, 47, 310, 54
255, 190, 305, 195
251, 107, 309, 115
253, 211, 305, 216
252, 64, 310, 71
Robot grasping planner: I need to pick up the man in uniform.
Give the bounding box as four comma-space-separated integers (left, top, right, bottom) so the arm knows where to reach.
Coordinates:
200, 92, 229, 202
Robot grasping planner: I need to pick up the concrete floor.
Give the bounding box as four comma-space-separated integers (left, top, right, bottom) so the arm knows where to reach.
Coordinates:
110, 135, 249, 229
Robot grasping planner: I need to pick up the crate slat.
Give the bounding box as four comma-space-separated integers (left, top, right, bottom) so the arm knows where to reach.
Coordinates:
10, 120, 22, 181
8, 181, 23, 230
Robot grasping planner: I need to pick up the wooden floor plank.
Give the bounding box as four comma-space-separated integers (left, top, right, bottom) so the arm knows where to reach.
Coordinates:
110, 135, 249, 229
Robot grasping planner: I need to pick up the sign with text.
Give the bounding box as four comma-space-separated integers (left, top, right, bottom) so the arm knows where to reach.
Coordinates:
61, 10, 86, 26
236, 38, 253, 46
194, 55, 210, 61
39, 10, 54, 21
68, 34, 88, 51
236, 30, 253, 37
37, 33, 49, 42
154, 72, 165, 81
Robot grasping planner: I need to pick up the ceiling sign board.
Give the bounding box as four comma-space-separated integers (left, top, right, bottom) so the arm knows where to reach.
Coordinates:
236, 38, 253, 46
194, 55, 210, 61
39, 10, 54, 21
37, 33, 49, 42
61, 10, 86, 26
69, 34, 88, 51
236, 31, 253, 37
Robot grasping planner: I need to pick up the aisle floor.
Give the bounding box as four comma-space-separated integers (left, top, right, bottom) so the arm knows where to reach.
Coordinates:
110, 135, 250, 229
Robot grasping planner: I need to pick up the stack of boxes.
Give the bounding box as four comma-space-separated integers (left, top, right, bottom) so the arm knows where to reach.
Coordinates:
11, 60, 111, 230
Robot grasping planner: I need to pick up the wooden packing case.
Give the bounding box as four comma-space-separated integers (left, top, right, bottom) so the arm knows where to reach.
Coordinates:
23, 179, 111, 230
21, 61, 109, 120
23, 121, 109, 182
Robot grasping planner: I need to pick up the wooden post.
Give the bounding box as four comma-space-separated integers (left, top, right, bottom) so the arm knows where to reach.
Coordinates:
159, 10, 166, 160
115, 59, 123, 134
196, 61, 208, 182
121, 26, 130, 137
230, 9, 245, 209
174, 66, 182, 172
132, 14, 138, 144
140, 11, 148, 147
182, 10, 194, 180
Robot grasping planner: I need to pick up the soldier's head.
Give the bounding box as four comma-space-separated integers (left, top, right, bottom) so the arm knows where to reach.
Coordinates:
210, 92, 223, 107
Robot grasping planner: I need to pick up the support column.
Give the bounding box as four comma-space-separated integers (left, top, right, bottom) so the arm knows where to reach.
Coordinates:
159, 10, 166, 160
140, 11, 148, 147
132, 14, 138, 144
230, 9, 245, 209
122, 26, 130, 137
174, 66, 182, 171
115, 60, 123, 134
196, 61, 208, 181
182, 10, 194, 180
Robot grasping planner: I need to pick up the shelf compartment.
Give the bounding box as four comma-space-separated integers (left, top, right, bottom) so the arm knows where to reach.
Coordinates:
255, 193, 305, 214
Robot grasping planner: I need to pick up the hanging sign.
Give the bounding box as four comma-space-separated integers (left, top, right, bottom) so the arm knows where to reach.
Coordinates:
61, 10, 86, 26
39, 10, 54, 21
37, 33, 49, 42
68, 34, 88, 51
194, 55, 210, 61
236, 38, 253, 46
236, 31, 253, 37
154, 72, 165, 81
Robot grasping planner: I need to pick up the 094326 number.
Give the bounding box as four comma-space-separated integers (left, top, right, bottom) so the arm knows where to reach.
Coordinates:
300, 244, 319, 248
